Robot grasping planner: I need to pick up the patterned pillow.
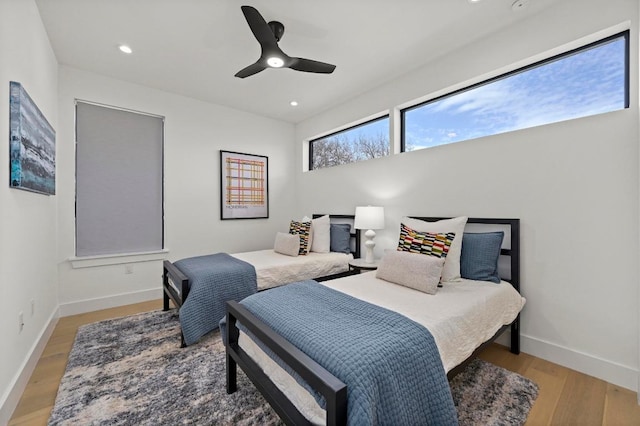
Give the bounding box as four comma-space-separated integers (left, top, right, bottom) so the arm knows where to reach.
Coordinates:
289, 220, 311, 255
401, 216, 467, 282
397, 223, 455, 258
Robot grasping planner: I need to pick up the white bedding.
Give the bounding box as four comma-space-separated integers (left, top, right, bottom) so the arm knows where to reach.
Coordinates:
322, 272, 525, 372
231, 249, 353, 291
238, 273, 525, 424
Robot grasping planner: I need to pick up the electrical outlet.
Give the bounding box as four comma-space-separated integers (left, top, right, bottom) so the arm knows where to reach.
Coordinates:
125, 264, 134, 274
31, 299, 35, 317
18, 311, 24, 332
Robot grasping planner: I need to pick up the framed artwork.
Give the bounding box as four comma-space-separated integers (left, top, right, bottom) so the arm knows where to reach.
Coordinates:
9, 81, 56, 195
220, 150, 269, 220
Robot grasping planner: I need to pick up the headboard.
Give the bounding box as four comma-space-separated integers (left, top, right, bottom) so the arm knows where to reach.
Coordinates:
408, 217, 520, 293
313, 214, 362, 259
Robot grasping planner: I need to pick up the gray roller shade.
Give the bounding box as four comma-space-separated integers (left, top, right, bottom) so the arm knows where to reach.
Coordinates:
75, 101, 163, 257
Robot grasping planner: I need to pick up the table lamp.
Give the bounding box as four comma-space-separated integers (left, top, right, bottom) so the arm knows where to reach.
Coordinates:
354, 206, 385, 263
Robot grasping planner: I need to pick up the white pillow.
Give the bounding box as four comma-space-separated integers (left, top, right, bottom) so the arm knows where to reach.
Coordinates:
310, 215, 331, 253
400, 216, 468, 282
274, 232, 299, 257
376, 250, 445, 295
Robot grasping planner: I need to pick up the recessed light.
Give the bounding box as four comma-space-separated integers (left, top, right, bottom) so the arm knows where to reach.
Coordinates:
468, 0, 482, 3
267, 56, 284, 68
290, 101, 298, 107
118, 45, 133, 54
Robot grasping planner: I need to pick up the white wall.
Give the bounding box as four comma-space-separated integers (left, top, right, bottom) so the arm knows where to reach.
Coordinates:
56, 67, 296, 313
295, 0, 639, 391
0, 0, 59, 422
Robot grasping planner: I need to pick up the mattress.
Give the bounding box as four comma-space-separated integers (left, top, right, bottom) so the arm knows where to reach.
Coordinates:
231, 249, 353, 290
238, 273, 525, 424
323, 272, 525, 372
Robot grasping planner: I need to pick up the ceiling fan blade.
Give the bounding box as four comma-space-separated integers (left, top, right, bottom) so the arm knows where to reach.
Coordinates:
235, 6, 336, 78
235, 62, 267, 78
240, 5, 278, 51
289, 58, 336, 74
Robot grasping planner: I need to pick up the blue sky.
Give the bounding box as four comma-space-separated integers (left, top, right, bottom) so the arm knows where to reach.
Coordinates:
404, 36, 626, 150
318, 35, 626, 155
321, 116, 389, 143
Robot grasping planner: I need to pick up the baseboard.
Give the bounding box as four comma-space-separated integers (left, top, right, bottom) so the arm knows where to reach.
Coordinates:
493, 330, 637, 394
58, 288, 163, 317
1, 288, 163, 423
0, 307, 59, 425
521, 334, 638, 393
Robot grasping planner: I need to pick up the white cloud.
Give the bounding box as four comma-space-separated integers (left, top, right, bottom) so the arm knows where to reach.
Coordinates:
404, 38, 626, 149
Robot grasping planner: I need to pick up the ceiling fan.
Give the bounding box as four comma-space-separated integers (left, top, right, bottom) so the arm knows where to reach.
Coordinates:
234, 5, 336, 78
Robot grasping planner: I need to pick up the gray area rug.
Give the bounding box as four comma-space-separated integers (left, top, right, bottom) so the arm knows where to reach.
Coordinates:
48, 310, 538, 425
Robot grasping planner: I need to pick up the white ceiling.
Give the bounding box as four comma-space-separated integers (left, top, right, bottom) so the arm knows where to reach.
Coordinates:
35, 0, 560, 123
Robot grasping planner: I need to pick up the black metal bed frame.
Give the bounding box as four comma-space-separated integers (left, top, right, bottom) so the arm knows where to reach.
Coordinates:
226, 217, 521, 425
162, 214, 362, 347
416, 217, 521, 380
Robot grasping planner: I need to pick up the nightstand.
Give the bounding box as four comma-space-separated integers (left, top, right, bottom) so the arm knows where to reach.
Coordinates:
349, 258, 379, 273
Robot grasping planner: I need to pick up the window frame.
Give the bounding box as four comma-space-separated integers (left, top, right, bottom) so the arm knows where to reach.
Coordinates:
308, 114, 390, 171
74, 100, 165, 261
400, 30, 630, 152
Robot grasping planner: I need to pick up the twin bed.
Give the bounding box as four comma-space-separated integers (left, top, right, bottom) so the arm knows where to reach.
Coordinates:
162, 214, 361, 346
224, 217, 524, 425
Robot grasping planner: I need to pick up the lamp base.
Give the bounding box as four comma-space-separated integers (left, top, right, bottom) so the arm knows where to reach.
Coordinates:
363, 229, 376, 263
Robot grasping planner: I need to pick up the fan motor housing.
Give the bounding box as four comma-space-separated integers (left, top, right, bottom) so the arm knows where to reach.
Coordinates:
268, 21, 284, 41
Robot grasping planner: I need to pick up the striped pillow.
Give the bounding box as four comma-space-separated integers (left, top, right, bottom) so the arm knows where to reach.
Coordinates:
289, 220, 311, 255
397, 223, 455, 258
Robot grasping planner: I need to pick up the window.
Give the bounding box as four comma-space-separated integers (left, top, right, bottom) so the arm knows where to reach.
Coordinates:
75, 101, 164, 257
402, 31, 629, 152
309, 116, 389, 170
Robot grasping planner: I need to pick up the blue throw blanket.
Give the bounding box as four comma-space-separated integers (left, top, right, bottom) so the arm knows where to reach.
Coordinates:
176, 253, 256, 346
238, 280, 458, 425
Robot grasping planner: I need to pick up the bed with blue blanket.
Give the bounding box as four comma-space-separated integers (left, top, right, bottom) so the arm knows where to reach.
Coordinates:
163, 214, 361, 346
225, 217, 524, 425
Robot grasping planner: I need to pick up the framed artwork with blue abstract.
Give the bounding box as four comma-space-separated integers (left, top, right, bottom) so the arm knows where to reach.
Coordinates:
9, 81, 56, 195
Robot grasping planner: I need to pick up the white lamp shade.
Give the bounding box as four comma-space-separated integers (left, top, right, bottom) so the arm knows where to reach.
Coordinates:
354, 206, 385, 230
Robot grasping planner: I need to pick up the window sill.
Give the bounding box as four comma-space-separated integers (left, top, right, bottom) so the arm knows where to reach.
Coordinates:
69, 249, 169, 269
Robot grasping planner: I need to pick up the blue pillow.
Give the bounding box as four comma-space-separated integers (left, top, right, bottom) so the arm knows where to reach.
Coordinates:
460, 232, 504, 283
330, 224, 352, 254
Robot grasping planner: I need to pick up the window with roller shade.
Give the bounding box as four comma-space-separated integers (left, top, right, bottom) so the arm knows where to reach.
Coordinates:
75, 101, 163, 257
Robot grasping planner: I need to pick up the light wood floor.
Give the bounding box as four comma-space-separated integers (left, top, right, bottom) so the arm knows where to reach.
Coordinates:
8, 300, 640, 425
